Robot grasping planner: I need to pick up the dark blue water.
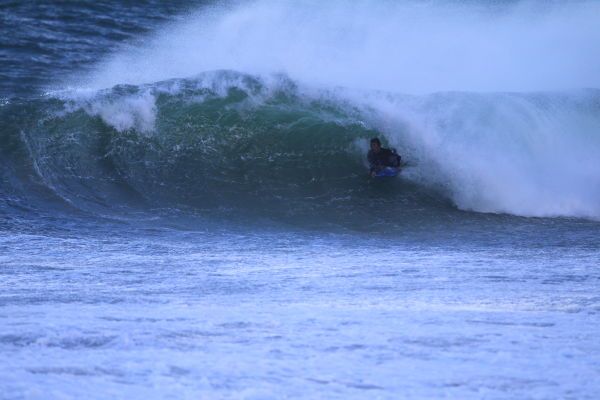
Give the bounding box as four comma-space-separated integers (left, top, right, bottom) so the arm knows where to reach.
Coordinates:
1, 1, 600, 399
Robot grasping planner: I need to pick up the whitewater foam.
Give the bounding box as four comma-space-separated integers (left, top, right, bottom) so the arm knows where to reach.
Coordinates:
343, 89, 600, 218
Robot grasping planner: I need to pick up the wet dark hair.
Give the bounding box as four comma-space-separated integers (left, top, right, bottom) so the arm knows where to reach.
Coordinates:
370, 137, 381, 146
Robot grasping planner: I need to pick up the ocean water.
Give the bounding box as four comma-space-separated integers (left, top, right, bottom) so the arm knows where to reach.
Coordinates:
1, 1, 600, 399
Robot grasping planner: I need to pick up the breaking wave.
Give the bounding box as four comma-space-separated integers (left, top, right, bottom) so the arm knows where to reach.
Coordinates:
1, 71, 599, 221
2, 1, 600, 222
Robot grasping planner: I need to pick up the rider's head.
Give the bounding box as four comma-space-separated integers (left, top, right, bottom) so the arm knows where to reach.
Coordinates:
370, 137, 381, 153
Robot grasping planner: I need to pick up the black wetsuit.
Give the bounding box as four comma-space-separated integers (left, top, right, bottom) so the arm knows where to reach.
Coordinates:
368, 148, 401, 173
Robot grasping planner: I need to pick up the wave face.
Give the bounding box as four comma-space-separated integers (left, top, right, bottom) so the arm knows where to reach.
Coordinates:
11, 74, 383, 220
2, 71, 599, 222
2, 1, 600, 222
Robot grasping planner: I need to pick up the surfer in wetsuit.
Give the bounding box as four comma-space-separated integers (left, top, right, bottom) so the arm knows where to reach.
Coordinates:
367, 137, 401, 177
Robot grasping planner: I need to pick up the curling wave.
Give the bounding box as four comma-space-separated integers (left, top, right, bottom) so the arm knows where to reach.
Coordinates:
2, 70, 600, 222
